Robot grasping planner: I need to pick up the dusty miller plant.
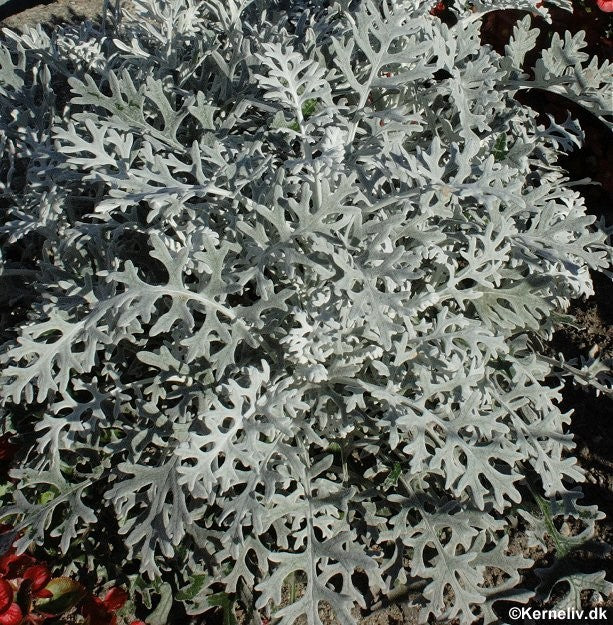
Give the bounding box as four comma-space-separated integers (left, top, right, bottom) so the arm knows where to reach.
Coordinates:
0, 0, 611, 623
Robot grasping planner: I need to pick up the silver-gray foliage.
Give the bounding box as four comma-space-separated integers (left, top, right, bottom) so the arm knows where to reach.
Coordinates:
0, 0, 611, 623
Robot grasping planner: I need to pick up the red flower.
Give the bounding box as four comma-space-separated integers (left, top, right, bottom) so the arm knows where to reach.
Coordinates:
22, 566, 52, 599
0, 531, 89, 623
0, 549, 37, 580
81, 587, 128, 625
0, 580, 13, 614
130, 621, 147, 625
82, 596, 114, 625
0, 579, 22, 625
430, 1, 445, 15
102, 588, 128, 613
596, 0, 613, 10
0, 603, 22, 625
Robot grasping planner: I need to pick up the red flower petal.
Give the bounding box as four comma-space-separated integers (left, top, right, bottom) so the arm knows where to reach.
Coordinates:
23, 565, 51, 593
81, 595, 113, 625
130, 621, 147, 625
0, 579, 13, 613
102, 587, 128, 612
0, 602, 21, 625
0, 551, 36, 579
597, 0, 613, 10
81, 594, 104, 613
430, 1, 445, 15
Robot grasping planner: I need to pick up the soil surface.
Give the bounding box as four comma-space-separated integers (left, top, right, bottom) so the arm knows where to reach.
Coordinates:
0, 1, 611, 625
0, 0, 104, 27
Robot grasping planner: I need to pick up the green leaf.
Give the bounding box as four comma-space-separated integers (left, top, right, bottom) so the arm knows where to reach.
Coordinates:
302, 98, 318, 119
177, 575, 208, 602
492, 134, 508, 161
289, 98, 318, 131
38, 489, 57, 505
35, 577, 86, 615
208, 592, 237, 625
0, 482, 13, 499
383, 462, 402, 491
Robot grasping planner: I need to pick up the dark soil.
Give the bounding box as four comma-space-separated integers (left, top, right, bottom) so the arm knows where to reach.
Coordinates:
0, 1, 611, 624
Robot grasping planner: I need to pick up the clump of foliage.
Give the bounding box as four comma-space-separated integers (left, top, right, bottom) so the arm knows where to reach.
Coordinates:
0, 0, 611, 623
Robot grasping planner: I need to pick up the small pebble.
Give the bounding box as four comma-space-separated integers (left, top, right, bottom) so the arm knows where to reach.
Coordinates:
560, 522, 571, 537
